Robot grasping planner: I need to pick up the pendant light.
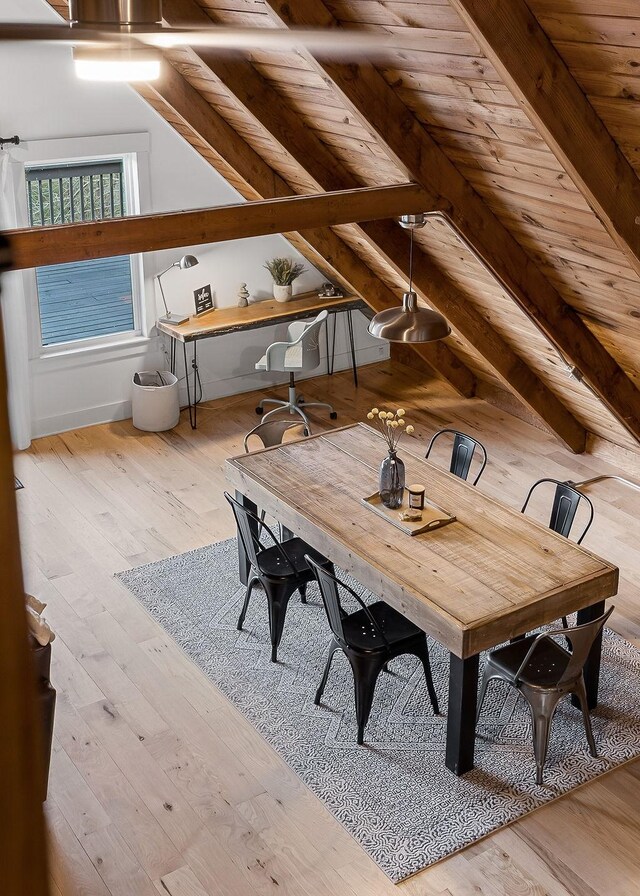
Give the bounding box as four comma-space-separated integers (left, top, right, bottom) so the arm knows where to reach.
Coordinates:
368, 213, 451, 343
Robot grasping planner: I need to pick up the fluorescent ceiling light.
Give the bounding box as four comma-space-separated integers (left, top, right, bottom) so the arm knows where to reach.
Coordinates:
73, 48, 161, 82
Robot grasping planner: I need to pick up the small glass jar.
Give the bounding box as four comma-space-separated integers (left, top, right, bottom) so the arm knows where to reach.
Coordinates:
407, 484, 425, 510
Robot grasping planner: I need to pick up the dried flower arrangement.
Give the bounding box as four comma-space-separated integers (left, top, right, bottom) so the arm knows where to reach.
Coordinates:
366, 407, 415, 453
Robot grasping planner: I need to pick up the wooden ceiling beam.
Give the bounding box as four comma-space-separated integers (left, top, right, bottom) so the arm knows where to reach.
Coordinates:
449, 0, 640, 282
138, 66, 476, 396
261, 0, 640, 446
5, 183, 430, 270
157, 0, 587, 448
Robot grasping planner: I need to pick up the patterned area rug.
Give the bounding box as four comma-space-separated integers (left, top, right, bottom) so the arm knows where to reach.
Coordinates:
117, 538, 640, 882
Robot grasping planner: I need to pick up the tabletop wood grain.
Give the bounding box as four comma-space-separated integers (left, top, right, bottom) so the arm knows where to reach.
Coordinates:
225, 424, 618, 657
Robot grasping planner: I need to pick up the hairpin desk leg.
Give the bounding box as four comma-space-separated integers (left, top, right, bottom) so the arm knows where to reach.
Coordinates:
346, 309, 358, 387
182, 341, 198, 429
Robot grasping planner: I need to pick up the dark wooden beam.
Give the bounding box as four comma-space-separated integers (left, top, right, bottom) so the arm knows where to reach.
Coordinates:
449, 0, 640, 281
262, 0, 640, 445
5, 183, 430, 270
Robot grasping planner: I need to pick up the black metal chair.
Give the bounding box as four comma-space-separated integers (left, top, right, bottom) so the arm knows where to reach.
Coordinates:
306, 555, 439, 745
225, 492, 330, 663
477, 606, 613, 785
521, 478, 595, 628
425, 428, 488, 486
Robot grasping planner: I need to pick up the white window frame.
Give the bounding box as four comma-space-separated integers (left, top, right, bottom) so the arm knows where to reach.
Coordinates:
11, 133, 150, 359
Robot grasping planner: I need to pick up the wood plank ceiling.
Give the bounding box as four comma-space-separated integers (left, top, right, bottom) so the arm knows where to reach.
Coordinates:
44, 0, 640, 453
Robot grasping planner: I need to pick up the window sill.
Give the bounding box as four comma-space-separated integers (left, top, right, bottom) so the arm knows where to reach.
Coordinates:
32, 334, 159, 371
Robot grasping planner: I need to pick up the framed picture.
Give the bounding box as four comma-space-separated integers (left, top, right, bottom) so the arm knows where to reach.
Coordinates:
194, 284, 214, 315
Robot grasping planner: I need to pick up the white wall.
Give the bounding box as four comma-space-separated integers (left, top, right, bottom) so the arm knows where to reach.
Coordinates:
0, 0, 388, 441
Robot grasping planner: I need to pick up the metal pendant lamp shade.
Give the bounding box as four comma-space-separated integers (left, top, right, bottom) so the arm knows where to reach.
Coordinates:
368, 214, 451, 344
368, 290, 450, 342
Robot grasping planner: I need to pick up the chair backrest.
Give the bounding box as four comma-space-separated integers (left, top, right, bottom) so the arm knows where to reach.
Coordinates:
305, 555, 389, 649
516, 607, 614, 688
224, 491, 284, 573
521, 478, 594, 544
559, 606, 614, 686
243, 419, 308, 453
287, 309, 328, 371
425, 428, 488, 486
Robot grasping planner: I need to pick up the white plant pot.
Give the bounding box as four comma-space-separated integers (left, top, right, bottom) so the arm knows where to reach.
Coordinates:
273, 283, 293, 303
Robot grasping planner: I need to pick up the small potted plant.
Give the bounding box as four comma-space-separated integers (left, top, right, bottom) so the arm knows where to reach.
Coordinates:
264, 257, 306, 302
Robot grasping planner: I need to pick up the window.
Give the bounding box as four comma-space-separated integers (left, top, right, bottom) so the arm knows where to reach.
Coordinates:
26, 157, 140, 347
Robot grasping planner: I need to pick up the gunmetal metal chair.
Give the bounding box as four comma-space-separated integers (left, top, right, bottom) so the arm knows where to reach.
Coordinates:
521, 478, 595, 628
477, 606, 613, 785
306, 555, 439, 745
225, 492, 330, 663
255, 310, 337, 428
425, 428, 488, 486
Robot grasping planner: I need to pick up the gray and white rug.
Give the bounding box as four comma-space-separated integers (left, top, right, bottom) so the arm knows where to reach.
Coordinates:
117, 538, 640, 882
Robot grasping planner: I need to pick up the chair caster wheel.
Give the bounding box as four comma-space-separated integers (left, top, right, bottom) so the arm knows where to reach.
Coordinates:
330, 412, 337, 420
255, 406, 264, 415
297, 396, 305, 405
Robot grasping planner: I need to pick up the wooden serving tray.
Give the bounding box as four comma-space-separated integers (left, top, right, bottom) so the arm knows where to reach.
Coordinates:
361, 493, 457, 536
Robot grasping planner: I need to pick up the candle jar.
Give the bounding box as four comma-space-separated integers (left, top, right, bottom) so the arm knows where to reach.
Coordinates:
407, 484, 425, 511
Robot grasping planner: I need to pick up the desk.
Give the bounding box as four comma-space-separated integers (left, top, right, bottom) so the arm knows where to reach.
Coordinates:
156, 291, 366, 428
225, 424, 619, 775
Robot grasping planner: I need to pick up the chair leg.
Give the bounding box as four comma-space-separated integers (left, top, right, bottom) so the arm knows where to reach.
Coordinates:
413, 639, 439, 715
237, 576, 259, 630
561, 616, 569, 629
349, 653, 385, 745
264, 580, 297, 663
523, 688, 562, 785
476, 662, 494, 723
574, 676, 598, 757
315, 639, 340, 705
299, 581, 307, 604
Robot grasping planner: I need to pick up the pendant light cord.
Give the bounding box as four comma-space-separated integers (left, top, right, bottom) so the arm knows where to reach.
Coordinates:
408, 227, 414, 293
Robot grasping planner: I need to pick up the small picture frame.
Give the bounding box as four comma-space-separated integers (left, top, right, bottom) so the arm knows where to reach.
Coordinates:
194, 284, 214, 315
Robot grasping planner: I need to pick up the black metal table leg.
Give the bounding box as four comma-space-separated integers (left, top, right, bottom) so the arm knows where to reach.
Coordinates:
574, 599, 606, 709
346, 308, 358, 387
182, 341, 193, 428
328, 312, 338, 376
170, 337, 176, 375
280, 525, 294, 542
236, 490, 258, 585
445, 652, 480, 775
192, 339, 198, 430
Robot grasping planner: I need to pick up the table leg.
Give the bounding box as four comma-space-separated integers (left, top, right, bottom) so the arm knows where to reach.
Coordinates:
182, 341, 198, 430
236, 491, 258, 586
445, 652, 479, 775
574, 599, 606, 709
346, 309, 358, 388
169, 337, 176, 375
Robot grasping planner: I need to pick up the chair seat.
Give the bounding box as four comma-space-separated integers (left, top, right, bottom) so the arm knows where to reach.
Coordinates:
341, 601, 423, 652
255, 353, 268, 371
488, 634, 571, 688
254, 343, 304, 373
257, 537, 327, 580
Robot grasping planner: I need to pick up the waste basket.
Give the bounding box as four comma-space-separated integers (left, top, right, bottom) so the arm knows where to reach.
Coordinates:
132, 370, 180, 431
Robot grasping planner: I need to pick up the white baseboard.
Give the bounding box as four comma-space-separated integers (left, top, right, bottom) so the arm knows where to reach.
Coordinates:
32, 399, 133, 438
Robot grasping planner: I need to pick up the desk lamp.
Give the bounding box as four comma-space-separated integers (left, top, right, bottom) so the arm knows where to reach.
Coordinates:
156, 255, 199, 324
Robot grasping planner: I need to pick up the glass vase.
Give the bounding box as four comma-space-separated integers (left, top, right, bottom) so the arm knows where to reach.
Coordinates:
379, 451, 405, 509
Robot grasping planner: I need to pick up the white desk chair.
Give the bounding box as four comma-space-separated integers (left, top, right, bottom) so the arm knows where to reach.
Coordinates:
255, 310, 337, 430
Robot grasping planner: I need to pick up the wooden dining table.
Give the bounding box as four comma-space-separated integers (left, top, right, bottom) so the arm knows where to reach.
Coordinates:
225, 423, 619, 775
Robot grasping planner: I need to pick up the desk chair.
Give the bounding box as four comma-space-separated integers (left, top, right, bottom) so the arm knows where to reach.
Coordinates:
425, 428, 488, 486
255, 310, 337, 430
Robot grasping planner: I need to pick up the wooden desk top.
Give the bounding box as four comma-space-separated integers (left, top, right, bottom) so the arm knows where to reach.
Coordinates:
225, 424, 618, 658
156, 290, 364, 343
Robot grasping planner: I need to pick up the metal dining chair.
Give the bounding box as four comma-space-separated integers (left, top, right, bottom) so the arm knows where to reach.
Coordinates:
425, 428, 488, 486
306, 555, 439, 745
225, 492, 330, 663
477, 606, 614, 785
522, 478, 595, 628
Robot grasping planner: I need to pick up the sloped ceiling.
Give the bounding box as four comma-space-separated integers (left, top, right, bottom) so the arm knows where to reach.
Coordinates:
45, 0, 640, 452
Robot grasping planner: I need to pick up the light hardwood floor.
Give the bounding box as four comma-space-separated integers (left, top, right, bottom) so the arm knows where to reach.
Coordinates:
18, 360, 640, 896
